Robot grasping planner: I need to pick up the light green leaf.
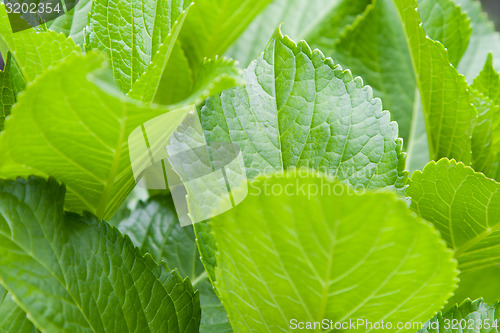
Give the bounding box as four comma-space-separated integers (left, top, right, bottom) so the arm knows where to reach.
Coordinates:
471, 54, 500, 180
47, 0, 93, 45
125, 7, 191, 104
178, 0, 273, 72
116, 196, 232, 333
334, 0, 476, 166
197, 29, 408, 286
469, 89, 498, 178
87, 1, 244, 106
0, 176, 201, 332
0, 52, 188, 219
419, 0, 472, 65
226, 0, 370, 67
203, 29, 407, 189
171, 57, 244, 108
0, 5, 80, 83
473, 54, 500, 104
0, 286, 38, 333
418, 299, 500, 333
210, 169, 457, 332
454, 0, 500, 83
85, 0, 188, 94
408, 158, 500, 273
0, 54, 16, 131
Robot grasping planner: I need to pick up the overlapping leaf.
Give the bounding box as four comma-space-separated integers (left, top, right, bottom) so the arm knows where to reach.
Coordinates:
0, 5, 80, 83
0, 52, 188, 219
408, 158, 500, 273
203, 29, 407, 189
116, 196, 232, 333
0, 54, 15, 131
334, 0, 476, 169
210, 170, 457, 332
455, 0, 500, 82
226, 0, 370, 66
471, 54, 500, 180
196, 29, 408, 286
0, 176, 200, 332
419, 299, 500, 333
85, 0, 268, 105
85, 0, 189, 94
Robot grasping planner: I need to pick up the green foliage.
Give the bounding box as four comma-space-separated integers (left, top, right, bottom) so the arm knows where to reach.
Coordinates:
210, 170, 457, 332
204, 29, 407, 189
0, 0, 500, 331
419, 299, 500, 333
115, 196, 231, 333
0, 286, 38, 333
409, 158, 500, 273
0, 176, 200, 332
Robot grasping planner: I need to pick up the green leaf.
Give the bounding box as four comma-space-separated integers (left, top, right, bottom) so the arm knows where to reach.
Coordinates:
0, 176, 201, 332
0, 286, 38, 333
47, 0, 93, 45
454, 0, 500, 83
0, 52, 188, 219
85, 0, 188, 94
85, 0, 261, 106
178, 0, 273, 72
166, 57, 244, 108
0, 5, 80, 83
419, 0, 472, 66
334, 0, 476, 167
473, 54, 500, 104
197, 29, 408, 287
418, 299, 500, 333
116, 196, 232, 333
0, 55, 16, 131
226, 0, 370, 67
469, 89, 498, 179
203, 29, 407, 190
210, 169, 457, 332
408, 158, 500, 273
471, 54, 500, 180
124, 8, 192, 104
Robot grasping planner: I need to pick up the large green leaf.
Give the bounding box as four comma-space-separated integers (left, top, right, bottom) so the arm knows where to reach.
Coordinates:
418, 0, 472, 66
197, 29, 408, 287
408, 158, 500, 273
203, 29, 407, 189
0, 176, 201, 332
0, 52, 188, 219
209, 170, 457, 332
0, 286, 38, 333
0, 5, 80, 83
418, 299, 500, 333
334, 0, 476, 168
226, 0, 370, 67
86, 0, 265, 105
116, 196, 232, 333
